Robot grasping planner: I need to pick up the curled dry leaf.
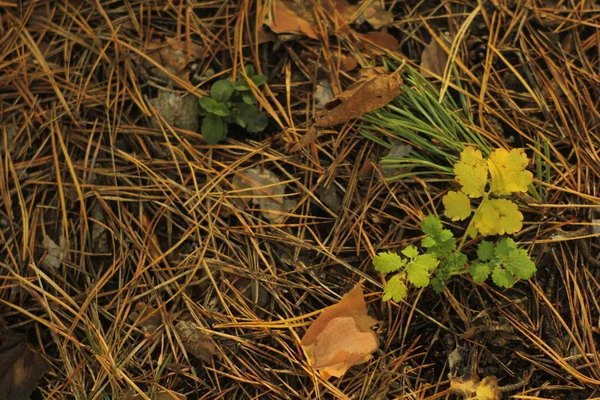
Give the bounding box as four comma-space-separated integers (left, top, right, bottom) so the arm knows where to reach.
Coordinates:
231, 167, 297, 223
175, 320, 217, 363
450, 376, 500, 400
301, 282, 378, 379
314, 68, 403, 127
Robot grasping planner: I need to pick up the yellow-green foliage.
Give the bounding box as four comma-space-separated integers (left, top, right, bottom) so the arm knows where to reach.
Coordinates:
375, 147, 536, 302
442, 147, 533, 235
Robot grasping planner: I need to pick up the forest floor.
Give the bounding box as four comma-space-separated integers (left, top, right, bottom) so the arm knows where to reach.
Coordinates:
1, 1, 600, 399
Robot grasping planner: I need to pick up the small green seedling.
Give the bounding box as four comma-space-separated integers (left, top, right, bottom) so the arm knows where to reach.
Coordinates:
199, 65, 268, 144
374, 147, 537, 302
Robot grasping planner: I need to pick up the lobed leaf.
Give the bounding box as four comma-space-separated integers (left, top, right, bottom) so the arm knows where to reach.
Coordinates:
443, 190, 472, 221
373, 251, 405, 273
476, 240, 495, 261
454, 147, 488, 198
488, 148, 533, 195
472, 199, 523, 236
383, 274, 408, 302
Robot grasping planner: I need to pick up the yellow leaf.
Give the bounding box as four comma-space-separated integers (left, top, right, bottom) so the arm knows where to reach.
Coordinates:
450, 376, 500, 400
472, 199, 523, 236
454, 147, 488, 198
443, 191, 472, 221
488, 148, 533, 195
475, 376, 500, 400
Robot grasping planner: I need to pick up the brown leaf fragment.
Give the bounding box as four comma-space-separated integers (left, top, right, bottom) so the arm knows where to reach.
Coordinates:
145, 37, 204, 81
357, 31, 399, 51
301, 282, 378, 379
149, 89, 199, 132
314, 68, 403, 127
356, 2, 394, 29
175, 321, 217, 363
268, 0, 319, 39
231, 168, 297, 223
129, 302, 163, 335
420, 34, 451, 78
0, 328, 50, 400
41, 233, 67, 269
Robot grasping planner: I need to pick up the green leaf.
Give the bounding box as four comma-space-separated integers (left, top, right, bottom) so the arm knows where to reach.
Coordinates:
430, 277, 445, 293
421, 236, 436, 248
491, 267, 514, 288
401, 246, 419, 259
383, 274, 408, 302
494, 237, 517, 259
237, 103, 259, 119
247, 114, 268, 132
210, 80, 235, 102
244, 65, 256, 76
405, 254, 438, 287
445, 252, 467, 272
470, 262, 492, 283
241, 91, 257, 104
235, 117, 247, 128
422, 215, 443, 237
199, 97, 219, 113
234, 80, 250, 91
503, 248, 536, 279
477, 240, 495, 261
250, 74, 267, 87
201, 114, 227, 144
420, 215, 456, 257
374, 251, 405, 274
211, 102, 230, 117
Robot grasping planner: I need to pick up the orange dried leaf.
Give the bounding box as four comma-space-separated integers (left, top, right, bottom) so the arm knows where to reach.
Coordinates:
268, 1, 319, 39
314, 68, 403, 127
301, 282, 378, 379
357, 31, 399, 51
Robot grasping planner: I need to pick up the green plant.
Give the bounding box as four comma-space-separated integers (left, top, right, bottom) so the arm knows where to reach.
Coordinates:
374, 147, 536, 302
199, 65, 268, 144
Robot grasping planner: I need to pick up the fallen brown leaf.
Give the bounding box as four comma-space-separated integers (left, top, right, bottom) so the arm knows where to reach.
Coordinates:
0, 328, 50, 400
231, 168, 297, 223
301, 282, 378, 379
267, 0, 394, 38
420, 34, 451, 78
175, 321, 217, 363
357, 31, 399, 52
148, 89, 199, 132
145, 37, 204, 82
356, 1, 393, 29
128, 302, 163, 336
269, 0, 319, 39
314, 68, 403, 127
